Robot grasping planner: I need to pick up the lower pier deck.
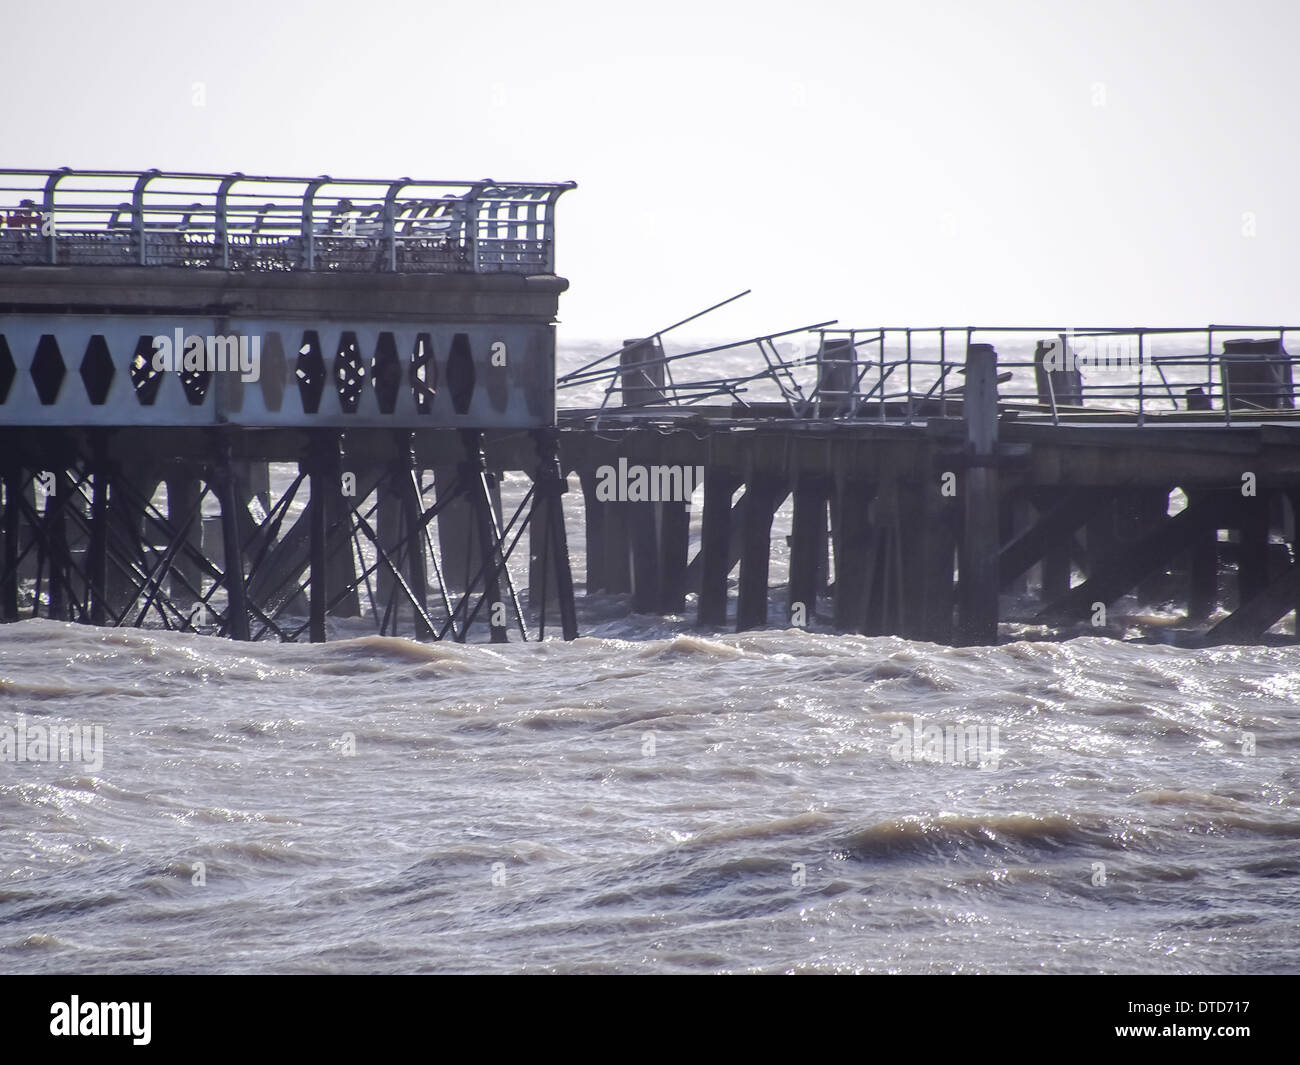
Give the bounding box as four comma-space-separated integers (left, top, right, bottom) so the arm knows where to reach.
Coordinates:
557, 407, 1300, 648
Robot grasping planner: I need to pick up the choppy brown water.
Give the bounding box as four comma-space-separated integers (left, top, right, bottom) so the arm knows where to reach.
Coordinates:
2, 339, 1298, 973
2, 617, 1298, 974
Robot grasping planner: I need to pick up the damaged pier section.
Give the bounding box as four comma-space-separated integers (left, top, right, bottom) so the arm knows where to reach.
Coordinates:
562, 324, 1300, 646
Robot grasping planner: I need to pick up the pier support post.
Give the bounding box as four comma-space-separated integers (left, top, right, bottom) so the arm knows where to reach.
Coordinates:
658, 497, 690, 615
1, 460, 19, 621
1042, 522, 1073, 603
629, 497, 661, 615
375, 454, 406, 634
1238, 492, 1270, 607
957, 343, 1000, 645
373, 434, 431, 638
45, 468, 73, 621
603, 501, 632, 594
578, 468, 607, 593
460, 430, 509, 643
165, 471, 203, 608
434, 464, 472, 594
832, 480, 873, 632
900, 478, 956, 643
736, 475, 781, 631
861, 483, 903, 637
788, 476, 830, 627
697, 471, 739, 627
1187, 499, 1219, 622
86, 442, 110, 626
402, 457, 432, 640
104, 462, 156, 621
306, 433, 338, 643
529, 429, 579, 640
1085, 494, 1118, 582
216, 441, 251, 641
434, 464, 500, 598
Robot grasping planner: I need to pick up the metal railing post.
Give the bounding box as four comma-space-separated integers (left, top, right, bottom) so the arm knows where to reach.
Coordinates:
302, 176, 329, 271
383, 178, 408, 273
215, 173, 240, 271
42, 167, 69, 265
132, 169, 159, 266
1137, 331, 1145, 427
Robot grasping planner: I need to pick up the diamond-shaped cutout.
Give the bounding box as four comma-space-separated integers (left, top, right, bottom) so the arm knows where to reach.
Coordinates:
411, 332, 436, 414
372, 332, 401, 414
130, 335, 163, 405
295, 330, 325, 414
259, 331, 286, 412
178, 332, 212, 406
334, 331, 365, 413
0, 336, 15, 404
32, 334, 66, 406
446, 332, 475, 415
80, 334, 115, 405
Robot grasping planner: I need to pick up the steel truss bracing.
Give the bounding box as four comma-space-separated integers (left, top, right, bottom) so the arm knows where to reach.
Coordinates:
0, 429, 578, 643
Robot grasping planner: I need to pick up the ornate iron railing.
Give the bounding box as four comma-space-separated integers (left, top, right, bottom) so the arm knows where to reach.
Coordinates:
0, 168, 575, 275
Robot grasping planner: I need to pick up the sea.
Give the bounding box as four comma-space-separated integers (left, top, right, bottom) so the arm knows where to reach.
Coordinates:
1, 337, 1297, 974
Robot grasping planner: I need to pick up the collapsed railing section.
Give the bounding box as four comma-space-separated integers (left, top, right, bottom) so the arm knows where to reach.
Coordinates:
0, 169, 575, 275
559, 307, 1300, 427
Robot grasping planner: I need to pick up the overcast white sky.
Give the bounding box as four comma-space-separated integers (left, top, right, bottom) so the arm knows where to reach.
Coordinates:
3, 0, 1296, 340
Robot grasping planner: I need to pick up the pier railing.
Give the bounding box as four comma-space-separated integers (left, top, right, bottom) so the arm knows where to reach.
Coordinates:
560, 318, 1300, 428
0, 169, 575, 275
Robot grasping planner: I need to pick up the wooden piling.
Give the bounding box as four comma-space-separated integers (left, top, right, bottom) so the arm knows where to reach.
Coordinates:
957, 343, 1000, 645
697, 471, 738, 627
578, 468, 607, 593
788, 476, 829, 626
736, 475, 781, 631
1, 461, 18, 621
629, 497, 660, 614
658, 499, 690, 614
899, 478, 956, 643
832, 480, 873, 632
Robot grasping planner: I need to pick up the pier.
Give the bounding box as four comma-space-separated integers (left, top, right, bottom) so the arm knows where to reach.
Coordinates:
0, 168, 578, 643
3, 167, 1300, 646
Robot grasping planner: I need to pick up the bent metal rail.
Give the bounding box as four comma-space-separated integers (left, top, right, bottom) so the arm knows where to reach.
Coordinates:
561, 322, 1300, 427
